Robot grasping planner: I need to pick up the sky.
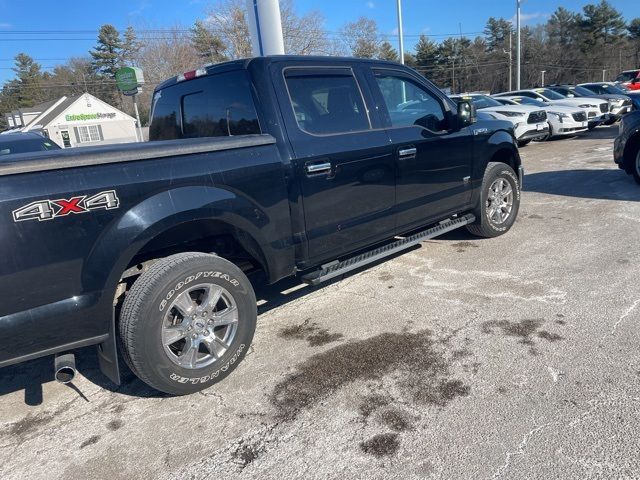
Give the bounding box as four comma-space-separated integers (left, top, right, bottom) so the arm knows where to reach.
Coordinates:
1, 0, 639, 83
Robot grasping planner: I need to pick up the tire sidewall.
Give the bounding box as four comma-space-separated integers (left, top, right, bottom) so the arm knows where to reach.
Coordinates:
130, 258, 256, 395
634, 148, 640, 185
480, 164, 521, 235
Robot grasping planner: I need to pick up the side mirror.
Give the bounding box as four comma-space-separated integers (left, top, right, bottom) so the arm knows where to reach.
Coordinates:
456, 100, 476, 128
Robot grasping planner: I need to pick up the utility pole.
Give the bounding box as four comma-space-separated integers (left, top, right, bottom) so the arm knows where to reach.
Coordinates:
396, 0, 405, 65
504, 31, 513, 91
541, 70, 546, 87
516, 0, 521, 90
452, 57, 456, 94
602, 69, 606, 82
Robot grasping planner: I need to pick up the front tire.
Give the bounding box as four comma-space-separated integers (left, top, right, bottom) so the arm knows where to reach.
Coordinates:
633, 147, 640, 185
119, 252, 256, 395
517, 139, 531, 148
467, 162, 521, 238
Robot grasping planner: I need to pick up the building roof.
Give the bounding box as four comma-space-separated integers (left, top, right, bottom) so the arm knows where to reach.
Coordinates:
20, 98, 59, 114
29, 95, 83, 129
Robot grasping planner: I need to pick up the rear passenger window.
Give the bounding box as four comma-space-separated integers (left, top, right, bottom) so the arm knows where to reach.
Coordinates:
150, 70, 261, 141
284, 69, 370, 135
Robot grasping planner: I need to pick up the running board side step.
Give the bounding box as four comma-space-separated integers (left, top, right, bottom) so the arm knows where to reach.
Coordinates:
301, 213, 476, 286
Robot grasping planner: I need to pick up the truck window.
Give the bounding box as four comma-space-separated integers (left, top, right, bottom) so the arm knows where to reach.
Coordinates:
374, 73, 447, 132
284, 69, 370, 135
150, 70, 261, 141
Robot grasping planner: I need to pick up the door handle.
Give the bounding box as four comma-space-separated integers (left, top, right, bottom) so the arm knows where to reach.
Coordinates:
305, 162, 332, 175
398, 147, 417, 159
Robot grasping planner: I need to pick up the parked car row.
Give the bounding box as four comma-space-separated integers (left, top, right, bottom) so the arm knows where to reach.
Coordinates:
451, 81, 639, 148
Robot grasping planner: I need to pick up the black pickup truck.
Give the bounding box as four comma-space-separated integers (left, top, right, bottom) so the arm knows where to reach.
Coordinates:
614, 110, 640, 184
0, 56, 522, 395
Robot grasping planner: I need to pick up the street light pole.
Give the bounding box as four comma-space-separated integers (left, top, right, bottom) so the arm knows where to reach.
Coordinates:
602, 69, 606, 82
541, 70, 546, 87
516, 0, 521, 90
504, 31, 513, 91
397, 0, 405, 64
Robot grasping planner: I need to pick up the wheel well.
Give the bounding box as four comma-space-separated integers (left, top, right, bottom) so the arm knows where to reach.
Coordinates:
490, 148, 518, 171
122, 220, 267, 283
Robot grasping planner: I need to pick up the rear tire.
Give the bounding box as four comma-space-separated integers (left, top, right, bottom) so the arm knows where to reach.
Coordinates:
467, 162, 521, 238
119, 252, 256, 395
633, 148, 640, 185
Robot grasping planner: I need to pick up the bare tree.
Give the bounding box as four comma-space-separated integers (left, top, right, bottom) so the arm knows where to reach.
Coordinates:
206, 0, 252, 58
205, 0, 330, 58
340, 17, 381, 58
132, 25, 200, 122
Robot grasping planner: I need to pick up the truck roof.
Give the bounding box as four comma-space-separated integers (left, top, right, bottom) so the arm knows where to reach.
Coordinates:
154, 55, 402, 92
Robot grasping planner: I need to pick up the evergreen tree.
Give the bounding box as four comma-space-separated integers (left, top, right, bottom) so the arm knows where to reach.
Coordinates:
628, 18, 640, 65
190, 20, 227, 64
377, 41, 399, 62
484, 17, 512, 52
91, 24, 123, 77
11, 53, 45, 107
547, 7, 581, 47
121, 26, 141, 66
581, 0, 627, 51
402, 52, 417, 67
414, 35, 438, 66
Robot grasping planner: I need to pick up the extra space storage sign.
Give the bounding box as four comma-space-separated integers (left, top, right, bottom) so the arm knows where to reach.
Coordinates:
65, 113, 117, 122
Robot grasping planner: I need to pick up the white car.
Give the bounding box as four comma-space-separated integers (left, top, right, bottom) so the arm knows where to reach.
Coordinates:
494, 88, 610, 129
494, 96, 588, 139
451, 94, 548, 146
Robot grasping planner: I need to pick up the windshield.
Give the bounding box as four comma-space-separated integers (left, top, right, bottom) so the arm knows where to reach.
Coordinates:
0, 137, 60, 156
512, 97, 546, 107
573, 86, 599, 97
469, 95, 503, 109
616, 71, 639, 83
535, 88, 566, 100
598, 84, 628, 94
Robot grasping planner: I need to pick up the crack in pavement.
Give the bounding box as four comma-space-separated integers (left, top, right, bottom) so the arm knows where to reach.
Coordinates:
609, 298, 640, 337
489, 419, 555, 479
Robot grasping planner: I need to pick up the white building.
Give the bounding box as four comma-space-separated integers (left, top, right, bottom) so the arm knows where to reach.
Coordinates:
3, 93, 139, 148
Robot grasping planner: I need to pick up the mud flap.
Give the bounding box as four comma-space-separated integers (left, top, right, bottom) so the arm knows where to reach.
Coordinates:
96, 311, 121, 386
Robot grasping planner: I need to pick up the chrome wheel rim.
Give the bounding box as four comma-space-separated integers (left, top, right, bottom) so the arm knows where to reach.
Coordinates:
162, 283, 238, 369
486, 178, 514, 225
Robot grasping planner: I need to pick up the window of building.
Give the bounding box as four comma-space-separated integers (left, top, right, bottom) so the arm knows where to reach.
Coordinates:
374, 72, 447, 131
77, 124, 102, 143
284, 69, 370, 135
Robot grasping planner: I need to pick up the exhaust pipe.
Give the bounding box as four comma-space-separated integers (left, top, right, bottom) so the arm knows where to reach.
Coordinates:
54, 353, 76, 384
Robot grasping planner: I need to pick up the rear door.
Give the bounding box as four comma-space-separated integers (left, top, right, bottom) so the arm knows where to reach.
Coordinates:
365, 67, 474, 233
272, 63, 396, 265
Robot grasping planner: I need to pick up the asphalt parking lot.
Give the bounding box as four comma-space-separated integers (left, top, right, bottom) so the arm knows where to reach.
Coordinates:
1, 125, 639, 480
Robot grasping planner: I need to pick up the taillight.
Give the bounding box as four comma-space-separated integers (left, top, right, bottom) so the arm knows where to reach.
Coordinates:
177, 68, 207, 82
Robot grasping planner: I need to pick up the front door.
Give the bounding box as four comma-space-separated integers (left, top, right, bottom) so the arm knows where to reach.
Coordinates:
276, 65, 396, 264
367, 68, 474, 233
60, 130, 72, 148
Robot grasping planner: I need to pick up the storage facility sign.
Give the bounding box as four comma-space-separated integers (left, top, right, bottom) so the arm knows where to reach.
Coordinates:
116, 67, 145, 96
65, 112, 117, 122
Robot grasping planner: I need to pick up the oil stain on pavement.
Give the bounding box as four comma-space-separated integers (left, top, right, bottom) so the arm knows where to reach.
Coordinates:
481, 318, 565, 355
270, 330, 470, 422
278, 319, 344, 347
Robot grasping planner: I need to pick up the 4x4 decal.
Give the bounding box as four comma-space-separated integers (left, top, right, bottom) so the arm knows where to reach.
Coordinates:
12, 190, 120, 222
